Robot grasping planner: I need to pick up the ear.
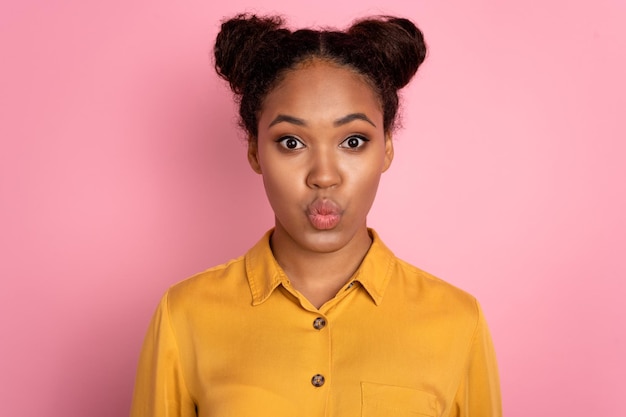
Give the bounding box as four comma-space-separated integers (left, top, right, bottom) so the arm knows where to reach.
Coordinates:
247, 138, 262, 174
382, 133, 394, 172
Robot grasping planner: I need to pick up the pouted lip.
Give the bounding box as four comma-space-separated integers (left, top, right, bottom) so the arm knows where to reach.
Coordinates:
307, 198, 342, 216
306, 198, 343, 230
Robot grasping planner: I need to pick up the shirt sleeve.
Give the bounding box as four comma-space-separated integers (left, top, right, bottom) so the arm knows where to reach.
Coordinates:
130, 291, 196, 417
451, 301, 502, 416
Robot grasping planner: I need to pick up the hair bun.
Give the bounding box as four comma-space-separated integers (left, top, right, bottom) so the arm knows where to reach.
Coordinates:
348, 16, 427, 89
214, 14, 288, 94
213, 13, 427, 136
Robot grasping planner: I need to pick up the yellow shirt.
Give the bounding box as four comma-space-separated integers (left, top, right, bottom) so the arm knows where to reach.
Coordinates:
130, 229, 501, 417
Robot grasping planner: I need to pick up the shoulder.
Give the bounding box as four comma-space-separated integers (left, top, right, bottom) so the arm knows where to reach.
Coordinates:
161, 229, 276, 314
165, 255, 249, 311
367, 229, 480, 319
397, 257, 476, 301
390, 256, 481, 321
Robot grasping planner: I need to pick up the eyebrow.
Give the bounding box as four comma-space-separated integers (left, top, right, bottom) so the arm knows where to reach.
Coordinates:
334, 113, 377, 128
268, 113, 377, 128
268, 114, 306, 128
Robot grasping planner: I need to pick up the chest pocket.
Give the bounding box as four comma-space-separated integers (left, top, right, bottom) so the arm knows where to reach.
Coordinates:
361, 382, 440, 417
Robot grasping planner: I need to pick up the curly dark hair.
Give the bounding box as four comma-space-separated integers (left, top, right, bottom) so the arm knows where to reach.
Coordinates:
214, 14, 427, 140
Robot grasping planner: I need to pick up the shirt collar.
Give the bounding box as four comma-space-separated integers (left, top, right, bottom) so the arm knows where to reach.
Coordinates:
245, 229, 286, 306
245, 228, 396, 306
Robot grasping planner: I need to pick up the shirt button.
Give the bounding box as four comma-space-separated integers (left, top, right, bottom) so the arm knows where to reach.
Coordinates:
312, 317, 326, 330
311, 374, 325, 387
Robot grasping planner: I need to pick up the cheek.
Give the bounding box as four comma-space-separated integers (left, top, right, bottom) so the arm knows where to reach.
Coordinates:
346, 156, 385, 188
359, 174, 383, 198
257, 150, 291, 191
353, 166, 385, 204
261, 167, 297, 202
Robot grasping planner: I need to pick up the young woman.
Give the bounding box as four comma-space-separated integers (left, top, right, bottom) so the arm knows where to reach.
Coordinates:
130, 14, 502, 417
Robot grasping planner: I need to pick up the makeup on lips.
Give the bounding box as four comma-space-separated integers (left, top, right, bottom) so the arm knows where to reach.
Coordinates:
307, 199, 342, 230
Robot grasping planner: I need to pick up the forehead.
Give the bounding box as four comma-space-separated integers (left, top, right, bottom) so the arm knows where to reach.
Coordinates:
259, 60, 383, 126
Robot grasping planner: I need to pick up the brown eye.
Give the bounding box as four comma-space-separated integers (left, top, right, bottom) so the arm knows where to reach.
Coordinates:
347, 138, 360, 148
340, 135, 368, 149
277, 136, 305, 150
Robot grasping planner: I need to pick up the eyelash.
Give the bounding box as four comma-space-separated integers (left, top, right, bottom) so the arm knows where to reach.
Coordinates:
339, 135, 369, 149
276, 136, 305, 150
276, 135, 369, 150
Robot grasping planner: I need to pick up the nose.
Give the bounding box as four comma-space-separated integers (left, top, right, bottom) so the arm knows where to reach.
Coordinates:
306, 147, 341, 189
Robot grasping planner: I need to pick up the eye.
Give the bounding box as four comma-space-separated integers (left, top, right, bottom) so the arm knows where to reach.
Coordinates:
277, 136, 305, 150
339, 135, 369, 149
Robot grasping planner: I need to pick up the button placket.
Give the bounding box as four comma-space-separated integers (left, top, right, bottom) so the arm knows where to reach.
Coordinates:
310, 315, 328, 388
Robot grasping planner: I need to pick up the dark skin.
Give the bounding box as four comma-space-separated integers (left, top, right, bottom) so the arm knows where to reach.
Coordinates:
248, 59, 394, 308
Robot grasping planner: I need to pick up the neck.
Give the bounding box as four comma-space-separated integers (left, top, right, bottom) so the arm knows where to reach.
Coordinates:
270, 226, 372, 308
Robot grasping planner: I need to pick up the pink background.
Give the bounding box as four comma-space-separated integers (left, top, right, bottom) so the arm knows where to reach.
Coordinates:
1, 1, 624, 416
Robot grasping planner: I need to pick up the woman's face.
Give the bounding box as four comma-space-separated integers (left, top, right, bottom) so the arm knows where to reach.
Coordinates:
249, 60, 393, 255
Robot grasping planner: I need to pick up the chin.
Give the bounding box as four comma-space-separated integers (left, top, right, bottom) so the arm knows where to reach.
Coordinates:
298, 227, 358, 254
